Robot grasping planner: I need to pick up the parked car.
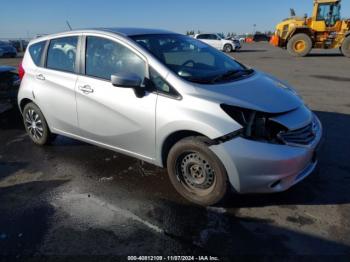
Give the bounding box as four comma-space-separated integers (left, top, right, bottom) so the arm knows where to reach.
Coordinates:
194, 33, 240, 52
18, 28, 322, 206
253, 33, 271, 42
0, 66, 20, 103
0, 41, 17, 58
9, 40, 29, 52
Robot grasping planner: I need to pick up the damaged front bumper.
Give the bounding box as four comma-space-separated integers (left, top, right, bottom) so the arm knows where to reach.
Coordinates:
210, 114, 323, 193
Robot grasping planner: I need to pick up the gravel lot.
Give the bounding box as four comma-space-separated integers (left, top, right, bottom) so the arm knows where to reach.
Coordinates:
0, 43, 350, 260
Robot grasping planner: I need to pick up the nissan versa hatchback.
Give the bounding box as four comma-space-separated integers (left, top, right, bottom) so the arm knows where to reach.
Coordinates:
18, 28, 322, 206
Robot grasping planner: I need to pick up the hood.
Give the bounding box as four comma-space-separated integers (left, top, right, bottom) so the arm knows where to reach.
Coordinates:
193, 71, 302, 114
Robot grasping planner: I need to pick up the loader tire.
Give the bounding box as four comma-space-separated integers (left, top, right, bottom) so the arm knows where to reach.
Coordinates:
287, 34, 312, 57
341, 36, 350, 58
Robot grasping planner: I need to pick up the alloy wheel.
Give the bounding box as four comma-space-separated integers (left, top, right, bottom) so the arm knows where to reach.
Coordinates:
25, 109, 44, 140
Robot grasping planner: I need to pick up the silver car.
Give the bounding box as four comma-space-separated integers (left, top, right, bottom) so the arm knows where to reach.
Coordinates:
18, 28, 322, 206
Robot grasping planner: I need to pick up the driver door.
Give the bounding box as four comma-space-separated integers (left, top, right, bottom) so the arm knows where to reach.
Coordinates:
75, 35, 157, 160
208, 34, 222, 49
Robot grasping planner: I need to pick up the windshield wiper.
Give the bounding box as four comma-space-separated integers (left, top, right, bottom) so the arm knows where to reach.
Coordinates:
210, 69, 254, 84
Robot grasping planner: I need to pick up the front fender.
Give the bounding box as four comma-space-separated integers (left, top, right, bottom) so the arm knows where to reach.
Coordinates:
287, 26, 313, 41
154, 95, 241, 166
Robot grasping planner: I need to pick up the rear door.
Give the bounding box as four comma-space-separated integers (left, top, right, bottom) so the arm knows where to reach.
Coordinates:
75, 35, 157, 160
196, 34, 212, 46
209, 34, 222, 49
33, 36, 80, 136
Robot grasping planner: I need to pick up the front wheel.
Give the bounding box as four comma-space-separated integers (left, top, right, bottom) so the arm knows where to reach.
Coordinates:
23, 102, 55, 146
167, 137, 229, 206
341, 36, 350, 58
287, 34, 312, 57
223, 44, 233, 53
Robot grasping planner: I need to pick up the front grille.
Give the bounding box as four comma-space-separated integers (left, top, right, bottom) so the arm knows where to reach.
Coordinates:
278, 121, 317, 146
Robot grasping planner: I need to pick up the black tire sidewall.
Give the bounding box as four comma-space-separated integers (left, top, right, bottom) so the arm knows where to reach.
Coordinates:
287, 34, 312, 57
167, 137, 228, 206
23, 103, 50, 146
224, 44, 232, 53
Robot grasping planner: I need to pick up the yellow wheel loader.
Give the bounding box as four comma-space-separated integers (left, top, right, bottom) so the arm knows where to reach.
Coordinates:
271, 0, 350, 57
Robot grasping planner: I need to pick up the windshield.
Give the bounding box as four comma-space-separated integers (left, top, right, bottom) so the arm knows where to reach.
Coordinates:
130, 34, 252, 84
317, 3, 341, 26
218, 33, 225, 39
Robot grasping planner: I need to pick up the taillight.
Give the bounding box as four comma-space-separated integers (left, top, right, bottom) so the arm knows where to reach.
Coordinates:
18, 62, 25, 80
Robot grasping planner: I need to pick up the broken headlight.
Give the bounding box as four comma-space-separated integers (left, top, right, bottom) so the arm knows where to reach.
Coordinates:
221, 104, 287, 143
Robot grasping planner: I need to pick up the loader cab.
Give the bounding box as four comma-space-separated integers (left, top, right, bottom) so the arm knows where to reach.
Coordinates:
312, 0, 342, 30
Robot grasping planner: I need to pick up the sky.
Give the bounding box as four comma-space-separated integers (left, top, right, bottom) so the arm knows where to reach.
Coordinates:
1, 0, 350, 39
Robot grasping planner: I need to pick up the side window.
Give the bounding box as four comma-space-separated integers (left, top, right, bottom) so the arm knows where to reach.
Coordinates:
46, 36, 78, 73
197, 35, 205, 39
29, 41, 46, 66
149, 68, 179, 98
85, 36, 146, 81
317, 4, 331, 21
210, 34, 218, 40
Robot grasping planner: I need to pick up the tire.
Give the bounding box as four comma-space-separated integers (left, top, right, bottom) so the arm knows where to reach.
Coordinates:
341, 36, 350, 58
287, 33, 312, 57
23, 102, 55, 145
167, 136, 229, 206
223, 44, 233, 53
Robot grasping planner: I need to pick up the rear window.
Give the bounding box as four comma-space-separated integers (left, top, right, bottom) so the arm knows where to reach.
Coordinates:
46, 36, 78, 73
29, 41, 46, 66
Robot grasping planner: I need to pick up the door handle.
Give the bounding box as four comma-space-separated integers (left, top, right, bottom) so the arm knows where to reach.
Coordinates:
79, 85, 94, 94
36, 74, 45, 81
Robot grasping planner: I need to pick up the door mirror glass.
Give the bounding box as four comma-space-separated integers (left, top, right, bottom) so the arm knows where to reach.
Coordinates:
111, 73, 142, 88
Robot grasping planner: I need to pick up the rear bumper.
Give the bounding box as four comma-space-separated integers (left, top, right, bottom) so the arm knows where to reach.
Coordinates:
210, 115, 323, 193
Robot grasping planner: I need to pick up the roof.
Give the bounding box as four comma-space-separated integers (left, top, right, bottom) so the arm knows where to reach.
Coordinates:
99, 27, 176, 36
30, 27, 178, 44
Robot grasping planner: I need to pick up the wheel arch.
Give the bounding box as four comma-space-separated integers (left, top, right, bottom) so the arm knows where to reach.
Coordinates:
224, 43, 234, 49
287, 27, 314, 43
19, 98, 34, 113
160, 130, 211, 168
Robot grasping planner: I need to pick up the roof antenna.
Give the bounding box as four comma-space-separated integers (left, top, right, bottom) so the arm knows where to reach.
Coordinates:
66, 20, 73, 30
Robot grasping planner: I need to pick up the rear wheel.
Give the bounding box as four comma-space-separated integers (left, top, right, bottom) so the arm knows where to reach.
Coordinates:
287, 34, 312, 57
341, 36, 350, 58
224, 44, 233, 53
23, 102, 55, 146
167, 137, 229, 206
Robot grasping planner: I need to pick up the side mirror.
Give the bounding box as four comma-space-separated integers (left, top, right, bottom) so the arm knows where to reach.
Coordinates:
111, 73, 142, 88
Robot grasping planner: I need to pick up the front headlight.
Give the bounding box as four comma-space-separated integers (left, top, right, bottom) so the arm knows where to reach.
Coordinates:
220, 104, 287, 143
